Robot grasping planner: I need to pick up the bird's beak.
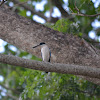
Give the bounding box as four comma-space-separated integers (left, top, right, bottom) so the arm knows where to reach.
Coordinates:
33, 44, 40, 48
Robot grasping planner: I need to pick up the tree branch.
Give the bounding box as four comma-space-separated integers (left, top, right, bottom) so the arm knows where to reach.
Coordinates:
0, 89, 18, 100
0, 53, 100, 79
6, 93, 18, 100
10, 0, 47, 20
1, 5, 100, 65
0, 0, 6, 6
0, 83, 20, 94
51, 0, 70, 17
71, 13, 100, 17
67, 1, 100, 17
10, 0, 60, 23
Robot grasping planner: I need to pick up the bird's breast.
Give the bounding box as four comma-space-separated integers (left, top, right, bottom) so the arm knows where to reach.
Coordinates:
41, 45, 50, 62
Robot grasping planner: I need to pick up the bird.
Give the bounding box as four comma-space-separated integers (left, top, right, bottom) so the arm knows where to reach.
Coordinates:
33, 42, 51, 73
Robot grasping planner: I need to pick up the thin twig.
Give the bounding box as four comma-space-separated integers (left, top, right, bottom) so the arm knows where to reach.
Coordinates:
0, 83, 20, 94
8, 0, 28, 9
71, 13, 100, 17
0, 89, 18, 100
74, 0, 80, 13
65, 1, 100, 17
0, 0, 6, 6
68, 7, 74, 13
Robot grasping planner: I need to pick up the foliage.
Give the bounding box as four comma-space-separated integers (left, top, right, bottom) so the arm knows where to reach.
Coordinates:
1, 43, 100, 100
52, 18, 82, 36
0, 0, 100, 100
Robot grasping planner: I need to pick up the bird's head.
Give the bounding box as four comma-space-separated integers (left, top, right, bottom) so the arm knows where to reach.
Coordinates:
39, 42, 45, 45
33, 42, 46, 48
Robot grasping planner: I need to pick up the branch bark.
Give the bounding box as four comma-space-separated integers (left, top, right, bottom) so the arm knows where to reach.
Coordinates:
51, 0, 69, 17
0, 5, 100, 65
1, 5, 100, 84
0, 53, 100, 79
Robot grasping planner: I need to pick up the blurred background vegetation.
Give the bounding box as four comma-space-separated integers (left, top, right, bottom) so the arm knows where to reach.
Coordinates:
0, 0, 100, 99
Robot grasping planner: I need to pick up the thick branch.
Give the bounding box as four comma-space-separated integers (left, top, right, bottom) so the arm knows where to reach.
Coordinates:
51, 0, 70, 17
0, 54, 100, 79
79, 75, 100, 85
0, 5, 100, 66
11, 0, 47, 20
1, 5, 100, 84
10, 0, 59, 23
